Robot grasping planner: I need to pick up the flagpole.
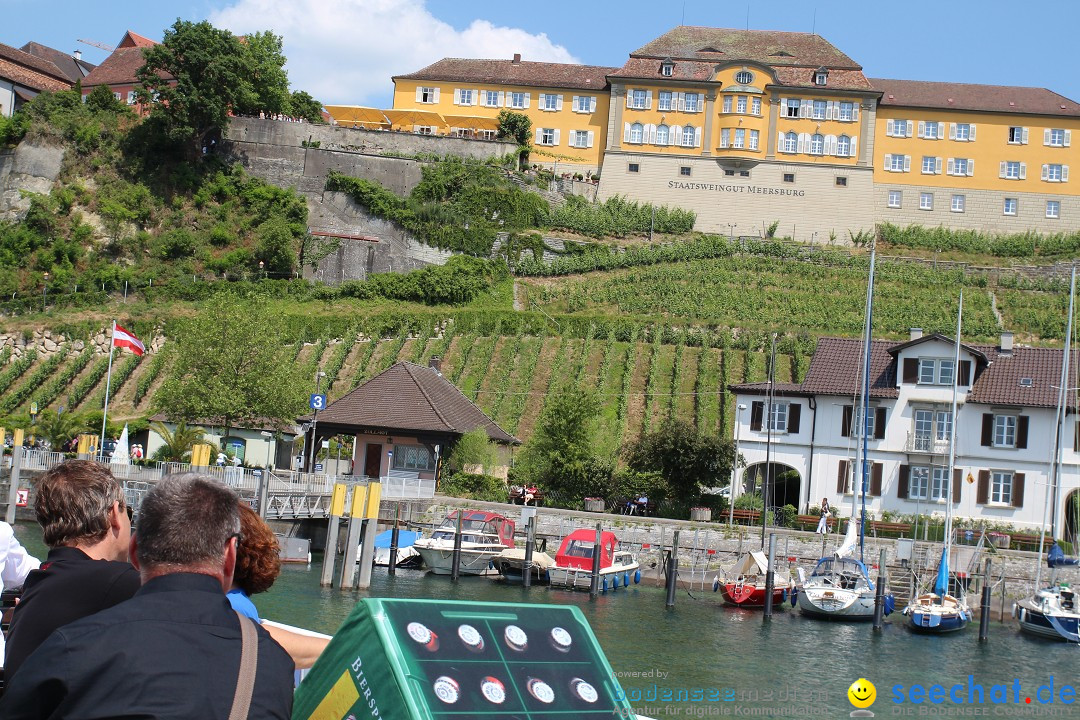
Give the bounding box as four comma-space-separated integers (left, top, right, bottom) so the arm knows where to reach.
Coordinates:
99, 321, 117, 461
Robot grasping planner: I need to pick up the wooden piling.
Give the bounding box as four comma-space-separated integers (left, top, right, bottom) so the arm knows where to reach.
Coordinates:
451, 511, 463, 583
873, 548, 887, 630
665, 530, 679, 609
763, 533, 776, 619
979, 558, 992, 642
523, 515, 536, 589
590, 523, 603, 598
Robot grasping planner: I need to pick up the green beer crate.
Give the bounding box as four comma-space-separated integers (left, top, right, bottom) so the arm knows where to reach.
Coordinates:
293, 598, 633, 719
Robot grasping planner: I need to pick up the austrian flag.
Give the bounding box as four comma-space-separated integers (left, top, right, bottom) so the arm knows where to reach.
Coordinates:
112, 324, 145, 356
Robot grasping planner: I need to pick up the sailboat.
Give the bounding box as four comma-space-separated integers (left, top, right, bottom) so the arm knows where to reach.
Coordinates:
798, 247, 894, 620
1014, 267, 1080, 642
902, 292, 971, 633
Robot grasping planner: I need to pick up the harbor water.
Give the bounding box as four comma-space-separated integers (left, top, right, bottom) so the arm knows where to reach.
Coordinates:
13, 522, 1080, 716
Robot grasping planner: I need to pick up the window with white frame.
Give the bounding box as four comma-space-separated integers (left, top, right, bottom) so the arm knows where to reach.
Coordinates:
458, 89, 474, 105
752, 97, 761, 115
1047, 128, 1068, 147
1004, 161, 1023, 179
719, 128, 730, 148
836, 135, 851, 157
993, 414, 1016, 447
629, 89, 647, 109
951, 194, 965, 213
991, 470, 1013, 504
722, 95, 732, 113
393, 444, 436, 471
784, 132, 798, 153
572, 95, 595, 113
478, 129, 496, 141
510, 92, 527, 108
785, 101, 800, 118
809, 133, 824, 155
910, 466, 930, 500
914, 409, 934, 447
658, 91, 672, 111
419, 87, 437, 103
1047, 200, 1061, 219
918, 357, 954, 384
661, 62, 673, 77
113, 92, 122, 101
930, 467, 950, 501
572, 130, 590, 148
733, 128, 746, 148
889, 119, 910, 138
815, 71, 828, 86
951, 158, 971, 176
539, 128, 556, 145
888, 154, 909, 172
629, 123, 643, 144
888, 190, 902, 208
483, 90, 501, 107
852, 406, 876, 438
936, 410, 953, 441
922, 156, 939, 174
414, 125, 435, 135
922, 121, 942, 139
1004, 197, 1018, 215
749, 129, 759, 150
1008, 126, 1026, 144
681, 125, 695, 146
656, 124, 669, 145
736, 96, 747, 114
684, 93, 700, 112
838, 102, 854, 121
126, 91, 137, 105
768, 402, 789, 432
541, 93, 559, 111
920, 192, 934, 210
449, 128, 471, 138
812, 99, 827, 120
1044, 163, 1066, 182
735, 70, 754, 84
953, 123, 973, 140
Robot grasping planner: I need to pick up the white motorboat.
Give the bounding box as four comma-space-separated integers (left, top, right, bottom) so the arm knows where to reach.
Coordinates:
547, 528, 640, 590
413, 510, 515, 576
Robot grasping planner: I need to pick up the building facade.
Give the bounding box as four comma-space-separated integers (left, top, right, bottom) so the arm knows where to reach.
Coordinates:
730, 332, 1080, 538
391, 26, 1080, 238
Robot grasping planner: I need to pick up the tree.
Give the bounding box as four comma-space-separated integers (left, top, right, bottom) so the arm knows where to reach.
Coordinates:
496, 110, 531, 169
32, 410, 88, 448
447, 428, 498, 475
154, 293, 306, 446
136, 20, 291, 158
149, 420, 206, 462
623, 419, 738, 502
288, 90, 324, 123
515, 390, 612, 499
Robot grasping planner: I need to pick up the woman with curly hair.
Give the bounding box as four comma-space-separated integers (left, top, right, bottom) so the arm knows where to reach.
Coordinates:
228, 502, 329, 668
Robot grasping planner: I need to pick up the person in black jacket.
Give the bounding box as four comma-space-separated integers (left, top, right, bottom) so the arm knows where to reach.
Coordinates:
0, 473, 294, 719
4, 460, 139, 682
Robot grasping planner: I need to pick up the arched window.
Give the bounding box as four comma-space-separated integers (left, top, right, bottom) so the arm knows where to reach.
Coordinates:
810, 133, 824, 155
629, 122, 644, 144
656, 124, 669, 145
836, 135, 851, 157
784, 132, 798, 153
682, 125, 695, 146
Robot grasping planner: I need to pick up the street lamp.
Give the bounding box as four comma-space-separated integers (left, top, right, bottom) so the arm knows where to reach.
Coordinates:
42, 271, 49, 312
728, 403, 748, 526
307, 370, 326, 476
726, 223, 737, 244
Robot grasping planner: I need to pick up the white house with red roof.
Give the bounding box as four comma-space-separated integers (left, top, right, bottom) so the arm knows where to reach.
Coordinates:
730, 330, 1080, 538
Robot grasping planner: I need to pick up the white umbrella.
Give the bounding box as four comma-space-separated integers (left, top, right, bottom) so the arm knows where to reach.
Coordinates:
110, 425, 130, 464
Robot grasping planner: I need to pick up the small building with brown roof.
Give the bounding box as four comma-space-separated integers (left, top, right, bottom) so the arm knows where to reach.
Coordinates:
19, 43, 95, 84
80, 31, 170, 112
730, 330, 1080, 538
0, 42, 72, 117
301, 359, 518, 485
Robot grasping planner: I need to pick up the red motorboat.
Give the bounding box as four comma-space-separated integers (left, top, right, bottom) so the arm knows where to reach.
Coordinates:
715, 551, 787, 608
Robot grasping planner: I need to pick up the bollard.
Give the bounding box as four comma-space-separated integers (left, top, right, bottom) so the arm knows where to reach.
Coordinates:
523, 515, 536, 589
339, 486, 367, 589
590, 523, 603, 598
665, 530, 680, 609
388, 504, 401, 576
451, 511, 463, 583
319, 483, 347, 586
873, 548, 887, 630
763, 533, 776, 619
356, 482, 380, 589
1000, 576, 1006, 623
979, 558, 993, 642
255, 470, 270, 519
4, 445, 23, 524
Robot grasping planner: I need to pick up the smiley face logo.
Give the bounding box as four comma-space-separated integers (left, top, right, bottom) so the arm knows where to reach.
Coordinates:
847, 678, 876, 709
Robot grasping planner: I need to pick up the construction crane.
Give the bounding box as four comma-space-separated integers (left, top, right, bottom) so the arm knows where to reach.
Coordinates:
77, 38, 115, 52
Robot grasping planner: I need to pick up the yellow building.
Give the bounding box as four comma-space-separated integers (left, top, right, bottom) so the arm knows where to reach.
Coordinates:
392, 54, 614, 174
390, 27, 1080, 237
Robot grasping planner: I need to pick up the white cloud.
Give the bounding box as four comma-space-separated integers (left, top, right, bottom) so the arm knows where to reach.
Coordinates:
209, 0, 578, 107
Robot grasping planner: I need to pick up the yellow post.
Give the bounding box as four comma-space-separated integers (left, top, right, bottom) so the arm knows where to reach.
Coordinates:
77, 434, 93, 454
364, 482, 382, 520
330, 483, 347, 517
349, 485, 367, 519
191, 443, 212, 467
0, 428, 5, 448
12, 428, 24, 448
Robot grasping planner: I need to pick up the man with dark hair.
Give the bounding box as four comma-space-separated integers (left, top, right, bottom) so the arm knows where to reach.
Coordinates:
4, 460, 138, 681
1, 473, 293, 718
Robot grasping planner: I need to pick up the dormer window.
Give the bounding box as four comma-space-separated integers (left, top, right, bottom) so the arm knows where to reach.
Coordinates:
814, 68, 828, 86
661, 61, 674, 77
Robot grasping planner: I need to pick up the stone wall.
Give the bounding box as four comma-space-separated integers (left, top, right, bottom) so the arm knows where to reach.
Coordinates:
0, 140, 65, 222
875, 182, 1080, 234
0, 326, 166, 359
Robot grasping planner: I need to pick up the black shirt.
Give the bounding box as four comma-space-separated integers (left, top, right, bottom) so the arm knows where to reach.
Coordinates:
0, 572, 294, 719
4, 546, 141, 681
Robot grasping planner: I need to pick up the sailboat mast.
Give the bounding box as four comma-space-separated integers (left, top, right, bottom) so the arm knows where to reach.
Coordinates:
857, 247, 876, 561
944, 291, 964, 559
761, 333, 777, 549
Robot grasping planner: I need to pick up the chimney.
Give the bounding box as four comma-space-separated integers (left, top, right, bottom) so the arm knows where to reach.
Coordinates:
909, 328, 923, 341
73, 50, 82, 61
512, 53, 521, 64
429, 356, 442, 374
1000, 332, 1014, 356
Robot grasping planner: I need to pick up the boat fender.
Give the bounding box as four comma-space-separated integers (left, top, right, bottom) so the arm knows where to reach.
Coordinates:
634, 569, 642, 584
790, 587, 799, 608
623, 572, 630, 587
602, 577, 608, 593
712, 577, 720, 592
883, 595, 896, 616
781, 588, 787, 604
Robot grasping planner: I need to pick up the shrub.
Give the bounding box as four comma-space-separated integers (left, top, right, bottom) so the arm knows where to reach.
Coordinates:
438, 472, 507, 502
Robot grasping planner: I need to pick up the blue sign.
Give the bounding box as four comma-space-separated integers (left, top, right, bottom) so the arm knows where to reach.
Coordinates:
309, 393, 327, 410
314, 463, 324, 471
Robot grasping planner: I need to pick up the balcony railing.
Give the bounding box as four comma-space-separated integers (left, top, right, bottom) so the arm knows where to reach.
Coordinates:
905, 433, 949, 454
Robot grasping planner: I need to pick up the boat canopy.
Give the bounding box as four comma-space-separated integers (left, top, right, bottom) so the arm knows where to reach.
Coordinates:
555, 529, 618, 570
731, 551, 769, 578
373, 530, 419, 549
439, 510, 516, 547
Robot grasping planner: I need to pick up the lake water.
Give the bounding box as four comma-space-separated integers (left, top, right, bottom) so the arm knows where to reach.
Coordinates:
12, 522, 1080, 717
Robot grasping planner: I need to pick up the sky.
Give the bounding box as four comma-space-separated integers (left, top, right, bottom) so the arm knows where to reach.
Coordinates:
6, 0, 1080, 109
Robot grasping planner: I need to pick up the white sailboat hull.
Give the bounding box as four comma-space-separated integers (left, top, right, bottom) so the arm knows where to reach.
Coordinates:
798, 587, 876, 619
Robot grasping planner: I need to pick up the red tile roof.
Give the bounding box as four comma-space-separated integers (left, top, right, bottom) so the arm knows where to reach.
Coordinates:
772, 67, 874, 92
629, 27, 861, 69
394, 58, 617, 91
0, 43, 71, 93
20, 42, 95, 83
733, 336, 1079, 410
310, 361, 519, 444
872, 78, 1080, 117
117, 31, 157, 49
